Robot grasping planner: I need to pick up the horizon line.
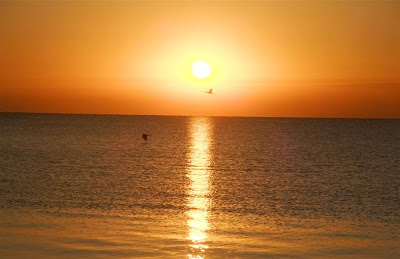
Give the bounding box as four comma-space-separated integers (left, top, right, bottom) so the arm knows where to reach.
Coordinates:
0, 111, 398, 120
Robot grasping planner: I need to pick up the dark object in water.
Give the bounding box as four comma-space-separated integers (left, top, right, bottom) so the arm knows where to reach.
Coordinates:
142, 134, 150, 141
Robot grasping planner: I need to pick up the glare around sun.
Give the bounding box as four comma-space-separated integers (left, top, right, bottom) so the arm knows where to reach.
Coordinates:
192, 61, 211, 79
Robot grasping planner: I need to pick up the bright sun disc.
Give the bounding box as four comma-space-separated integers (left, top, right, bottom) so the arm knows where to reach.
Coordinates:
192, 61, 211, 79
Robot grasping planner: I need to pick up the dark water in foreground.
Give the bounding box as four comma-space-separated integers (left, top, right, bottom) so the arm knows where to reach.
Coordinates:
0, 113, 399, 258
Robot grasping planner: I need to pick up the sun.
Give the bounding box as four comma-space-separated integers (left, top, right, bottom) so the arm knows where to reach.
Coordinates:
192, 61, 211, 79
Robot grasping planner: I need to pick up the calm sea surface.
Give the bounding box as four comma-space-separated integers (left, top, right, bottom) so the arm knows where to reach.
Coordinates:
0, 113, 399, 258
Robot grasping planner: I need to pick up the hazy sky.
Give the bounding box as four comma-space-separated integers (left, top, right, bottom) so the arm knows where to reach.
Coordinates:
1, 0, 399, 118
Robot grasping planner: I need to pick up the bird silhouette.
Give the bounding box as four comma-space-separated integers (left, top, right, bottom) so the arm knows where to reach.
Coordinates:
142, 134, 150, 141
205, 88, 215, 94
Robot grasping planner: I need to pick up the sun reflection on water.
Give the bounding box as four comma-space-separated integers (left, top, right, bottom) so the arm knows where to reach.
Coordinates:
186, 117, 213, 259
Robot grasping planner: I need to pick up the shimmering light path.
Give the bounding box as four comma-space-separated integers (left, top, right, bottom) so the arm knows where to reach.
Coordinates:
186, 117, 213, 259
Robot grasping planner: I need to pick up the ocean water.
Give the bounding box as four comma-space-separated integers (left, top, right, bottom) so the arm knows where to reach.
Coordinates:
0, 113, 399, 258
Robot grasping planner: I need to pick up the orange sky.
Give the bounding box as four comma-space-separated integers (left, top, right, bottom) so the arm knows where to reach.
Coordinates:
1, 0, 399, 118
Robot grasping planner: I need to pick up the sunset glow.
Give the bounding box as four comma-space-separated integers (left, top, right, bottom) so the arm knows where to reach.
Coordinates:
1, 0, 399, 118
1, 1, 399, 257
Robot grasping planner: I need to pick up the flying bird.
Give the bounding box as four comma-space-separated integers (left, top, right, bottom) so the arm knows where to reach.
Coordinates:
142, 134, 150, 141
205, 89, 215, 94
